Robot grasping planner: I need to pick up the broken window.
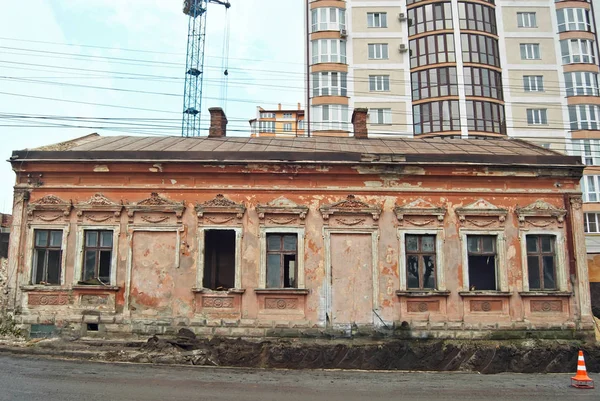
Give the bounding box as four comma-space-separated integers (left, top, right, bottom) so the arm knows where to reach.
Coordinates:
266, 233, 297, 288
0, 232, 9, 258
406, 234, 436, 289
467, 235, 497, 291
32, 229, 63, 285
203, 230, 236, 290
526, 235, 556, 290
81, 230, 113, 285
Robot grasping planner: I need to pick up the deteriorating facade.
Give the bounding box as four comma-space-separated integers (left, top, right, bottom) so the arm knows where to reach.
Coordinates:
4, 109, 594, 339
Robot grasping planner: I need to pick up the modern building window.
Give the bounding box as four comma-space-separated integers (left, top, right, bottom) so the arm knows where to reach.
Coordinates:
311, 7, 346, 32
584, 213, 600, 233
459, 2, 497, 34
466, 101, 506, 134
312, 71, 348, 97
259, 121, 275, 133
523, 75, 544, 92
410, 34, 455, 68
282, 113, 293, 119
413, 100, 460, 134
467, 235, 497, 291
283, 123, 292, 132
260, 112, 275, 119
81, 230, 112, 285
526, 108, 548, 125
311, 39, 347, 64
298, 120, 305, 130
266, 233, 298, 288
310, 104, 350, 131
582, 175, 600, 202
569, 104, 600, 130
32, 229, 63, 285
517, 12, 537, 28
464, 67, 503, 100
370, 108, 392, 124
560, 39, 596, 64
570, 139, 600, 165
405, 234, 436, 290
526, 235, 557, 290
369, 75, 390, 91
565, 71, 600, 96
557, 8, 592, 32
368, 43, 389, 60
520, 43, 541, 60
461, 33, 501, 67
411, 67, 458, 101
367, 12, 387, 28
408, 2, 453, 36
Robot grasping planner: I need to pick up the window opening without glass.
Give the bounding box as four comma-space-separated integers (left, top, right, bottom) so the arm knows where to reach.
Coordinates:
203, 230, 236, 290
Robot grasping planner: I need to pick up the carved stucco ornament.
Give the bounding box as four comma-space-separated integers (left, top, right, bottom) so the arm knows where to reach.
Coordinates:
319, 194, 381, 221
256, 196, 309, 222
515, 200, 566, 226
27, 195, 72, 221
456, 199, 508, 223
394, 198, 446, 225
125, 192, 185, 223
74, 193, 123, 220
195, 194, 246, 221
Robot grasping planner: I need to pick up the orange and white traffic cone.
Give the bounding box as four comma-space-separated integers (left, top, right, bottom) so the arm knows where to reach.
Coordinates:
571, 350, 594, 389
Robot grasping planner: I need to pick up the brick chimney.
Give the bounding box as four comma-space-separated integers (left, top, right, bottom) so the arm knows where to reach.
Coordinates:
208, 107, 227, 138
352, 108, 368, 139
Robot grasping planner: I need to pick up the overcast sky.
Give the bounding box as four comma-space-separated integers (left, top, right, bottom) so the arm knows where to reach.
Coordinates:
0, 0, 305, 213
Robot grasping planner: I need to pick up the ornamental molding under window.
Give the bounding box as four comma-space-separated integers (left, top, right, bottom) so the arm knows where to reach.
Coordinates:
256, 196, 309, 225
195, 194, 246, 225
27, 195, 72, 222
515, 200, 566, 227
74, 193, 123, 222
125, 192, 185, 223
456, 199, 507, 227
320, 194, 381, 221
394, 198, 446, 226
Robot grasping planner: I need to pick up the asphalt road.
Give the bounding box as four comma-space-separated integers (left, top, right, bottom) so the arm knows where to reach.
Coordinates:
0, 354, 598, 401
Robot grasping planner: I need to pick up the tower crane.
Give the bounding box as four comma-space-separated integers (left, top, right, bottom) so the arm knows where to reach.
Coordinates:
182, 0, 231, 137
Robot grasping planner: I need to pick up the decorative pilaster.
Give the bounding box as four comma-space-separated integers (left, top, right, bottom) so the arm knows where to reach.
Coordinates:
569, 195, 593, 322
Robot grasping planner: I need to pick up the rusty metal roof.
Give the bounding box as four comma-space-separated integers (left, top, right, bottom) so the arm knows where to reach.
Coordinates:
10, 134, 582, 167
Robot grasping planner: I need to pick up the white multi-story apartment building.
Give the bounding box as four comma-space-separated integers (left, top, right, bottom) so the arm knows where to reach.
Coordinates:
307, 0, 600, 298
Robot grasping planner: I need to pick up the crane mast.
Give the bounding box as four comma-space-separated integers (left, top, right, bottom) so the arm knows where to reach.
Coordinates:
182, 0, 230, 137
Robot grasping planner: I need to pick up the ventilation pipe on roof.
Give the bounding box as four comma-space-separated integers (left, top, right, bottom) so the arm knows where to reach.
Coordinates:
352, 108, 369, 139
208, 107, 228, 138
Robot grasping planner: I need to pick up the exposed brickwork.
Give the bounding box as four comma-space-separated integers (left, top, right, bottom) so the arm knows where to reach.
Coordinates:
208, 107, 228, 138
351, 108, 368, 139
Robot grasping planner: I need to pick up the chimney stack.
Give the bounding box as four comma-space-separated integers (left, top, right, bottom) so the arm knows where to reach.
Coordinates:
208, 107, 227, 138
352, 108, 369, 139
298, 102, 301, 110
278, 103, 282, 110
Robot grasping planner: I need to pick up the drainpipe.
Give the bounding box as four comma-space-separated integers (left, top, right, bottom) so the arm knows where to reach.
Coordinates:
305, 0, 311, 137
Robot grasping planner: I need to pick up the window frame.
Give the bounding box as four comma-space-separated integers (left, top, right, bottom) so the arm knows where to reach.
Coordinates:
520, 230, 567, 292
196, 226, 243, 290
368, 75, 390, 91
398, 229, 445, 291
410, 33, 456, 68
520, 43, 541, 60
459, 2, 497, 34
526, 108, 548, 125
27, 225, 69, 286
460, 230, 507, 292
74, 225, 119, 286
369, 108, 392, 125
523, 75, 544, 92
367, 12, 388, 28
465, 100, 506, 134
258, 120, 275, 133
560, 38, 596, 64
311, 71, 348, 97
311, 39, 347, 64
565, 71, 600, 96
283, 123, 293, 132
569, 139, 600, 165
569, 104, 600, 130
311, 7, 346, 32
408, 2, 453, 36
517, 12, 537, 28
557, 8, 592, 33
584, 212, 600, 233
581, 175, 600, 202
413, 100, 461, 135
411, 66, 459, 101
368, 43, 389, 60
259, 227, 305, 289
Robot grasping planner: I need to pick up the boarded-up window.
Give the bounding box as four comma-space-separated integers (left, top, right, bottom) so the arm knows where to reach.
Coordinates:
406, 234, 436, 289
266, 234, 297, 288
81, 230, 113, 285
467, 235, 496, 291
526, 235, 556, 290
32, 229, 63, 285
203, 230, 235, 290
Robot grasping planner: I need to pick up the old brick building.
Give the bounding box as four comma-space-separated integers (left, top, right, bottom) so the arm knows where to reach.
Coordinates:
4, 108, 594, 339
